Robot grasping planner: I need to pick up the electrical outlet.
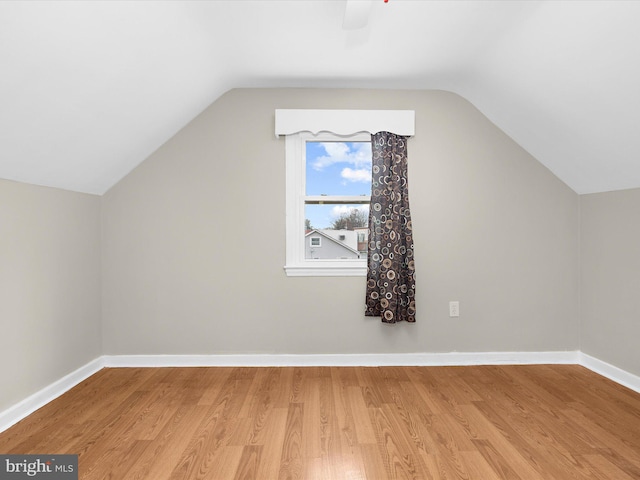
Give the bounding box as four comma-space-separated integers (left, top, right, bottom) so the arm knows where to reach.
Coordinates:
449, 301, 459, 317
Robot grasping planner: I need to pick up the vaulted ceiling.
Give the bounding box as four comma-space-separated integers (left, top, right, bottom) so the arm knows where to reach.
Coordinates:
1, 1, 639, 195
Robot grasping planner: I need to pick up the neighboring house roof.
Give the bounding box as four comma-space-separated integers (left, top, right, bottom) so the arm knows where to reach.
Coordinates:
321, 229, 359, 250
305, 230, 361, 257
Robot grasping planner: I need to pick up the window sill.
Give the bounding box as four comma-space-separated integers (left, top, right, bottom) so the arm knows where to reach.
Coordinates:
284, 263, 367, 277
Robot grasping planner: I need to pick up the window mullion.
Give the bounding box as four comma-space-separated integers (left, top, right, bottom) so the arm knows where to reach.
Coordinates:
304, 195, 371, 205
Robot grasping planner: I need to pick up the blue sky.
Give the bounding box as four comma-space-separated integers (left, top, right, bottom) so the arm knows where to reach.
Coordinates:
305, 141, 371, 229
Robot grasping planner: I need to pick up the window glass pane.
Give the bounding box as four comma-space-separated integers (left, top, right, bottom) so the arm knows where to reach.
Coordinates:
305, 204, 369, 259
306, 141, 372, 196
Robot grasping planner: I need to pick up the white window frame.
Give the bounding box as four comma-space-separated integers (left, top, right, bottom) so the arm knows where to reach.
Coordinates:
309, 236, 322, 247
276, 109, 414, 277
285, 131, 371, 277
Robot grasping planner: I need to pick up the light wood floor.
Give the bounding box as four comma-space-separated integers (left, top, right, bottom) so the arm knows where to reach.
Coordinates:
1, 365, 639, 479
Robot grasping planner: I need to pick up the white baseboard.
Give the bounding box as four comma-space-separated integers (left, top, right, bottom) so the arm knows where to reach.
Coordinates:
2, 350, 638, 434
104, 351, 580, 367
579, 352, 640, 394
0, 356, 105, 433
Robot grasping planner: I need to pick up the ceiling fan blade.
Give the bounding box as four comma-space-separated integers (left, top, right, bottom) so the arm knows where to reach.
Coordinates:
343, 0, 373, 30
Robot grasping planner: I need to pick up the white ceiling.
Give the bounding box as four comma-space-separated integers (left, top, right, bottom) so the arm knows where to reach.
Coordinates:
1, 0, 639, 195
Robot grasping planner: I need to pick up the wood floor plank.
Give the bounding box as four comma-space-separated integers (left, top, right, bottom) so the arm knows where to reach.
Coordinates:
1, 365, 639, 479
277, 402, 304, 480
81, 438, 150, 480
371, 404, 429, 479
302, 376, 322, 458
561, 407, 640, 464
470, 383, 587, 475
471, 439, 525, 480
316, 374, 335, 457
252, 407, 288, 480
195, 368, 233, 406
460, 403, 545, 479
205, 445, 244, 480
391, 382, 438, 457
346, 386, 377, 445
232, 445, 262, 480
598, 447, 640, 479
330, 369, 359, 452
459, 450, 503, 480
579, 453, 637, 480
166, 375, 251, 480
360, 443, 393, 480
123, 404, 211, 480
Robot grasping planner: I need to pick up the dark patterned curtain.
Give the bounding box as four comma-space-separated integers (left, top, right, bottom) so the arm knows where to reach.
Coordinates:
365, 131, 416, 323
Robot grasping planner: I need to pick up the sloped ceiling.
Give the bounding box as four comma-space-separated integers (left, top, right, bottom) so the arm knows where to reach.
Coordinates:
1, 1, 639, 195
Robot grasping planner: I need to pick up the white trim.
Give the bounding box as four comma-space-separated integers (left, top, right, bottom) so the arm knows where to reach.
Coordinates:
103, 351, 579, 368
4, 351, 640, 434
0, 357, 105, 433
275, 109, 415, 138
284, 264, 367, 277
579, 352, 640, 394
285, 131, 370, 276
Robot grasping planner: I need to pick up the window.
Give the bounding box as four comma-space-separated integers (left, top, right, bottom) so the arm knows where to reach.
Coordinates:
276, 109, 415, 277
285, 131, 371, 276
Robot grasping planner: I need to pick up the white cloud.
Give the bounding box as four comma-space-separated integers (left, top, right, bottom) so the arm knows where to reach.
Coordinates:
341, 167, 371, 183
312, 142, 372, 171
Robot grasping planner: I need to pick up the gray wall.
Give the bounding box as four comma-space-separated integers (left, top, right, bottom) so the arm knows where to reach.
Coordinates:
581, 188, 640, 376
101, 88, 580, 355
0, 179, 101, 412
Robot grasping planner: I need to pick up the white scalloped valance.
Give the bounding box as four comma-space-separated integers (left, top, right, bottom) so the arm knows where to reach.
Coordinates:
275, 109, 415, 138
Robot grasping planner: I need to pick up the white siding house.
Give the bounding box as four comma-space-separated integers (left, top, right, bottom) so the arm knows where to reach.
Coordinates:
305, 230, 361, 259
